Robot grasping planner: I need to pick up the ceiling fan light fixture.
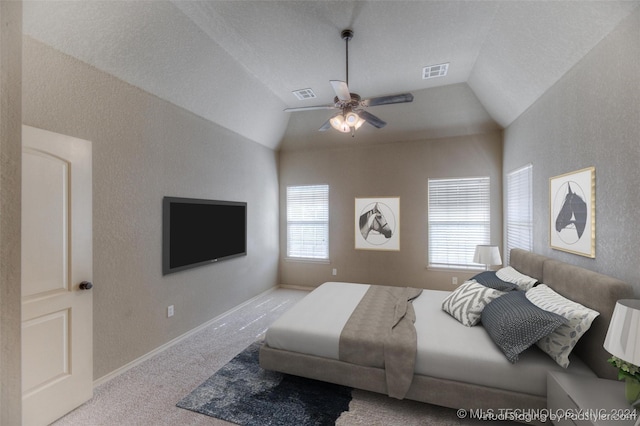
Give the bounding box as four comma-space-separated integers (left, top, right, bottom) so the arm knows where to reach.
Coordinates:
345, 111, 360, 126
329, 115, 351, 133
345, 112, 365, 130
331, 110, 365, 133
337, 124, 351, 133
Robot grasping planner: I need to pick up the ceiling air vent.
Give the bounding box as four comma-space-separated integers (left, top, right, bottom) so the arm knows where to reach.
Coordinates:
292, 88, 317, 100
422, 63, 449, 79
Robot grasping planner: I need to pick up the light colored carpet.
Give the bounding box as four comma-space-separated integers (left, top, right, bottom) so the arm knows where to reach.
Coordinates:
52, 287, 519, 426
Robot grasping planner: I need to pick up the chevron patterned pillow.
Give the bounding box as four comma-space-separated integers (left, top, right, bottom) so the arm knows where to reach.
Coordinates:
442, 280, 506, 327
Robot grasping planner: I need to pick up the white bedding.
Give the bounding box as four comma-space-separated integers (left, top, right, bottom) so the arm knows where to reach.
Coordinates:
266, 282, 370, 359
413, 288, 595, 396
265, 281, 596, 397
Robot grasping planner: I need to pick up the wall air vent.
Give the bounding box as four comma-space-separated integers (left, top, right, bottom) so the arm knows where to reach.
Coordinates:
292, 88, 317, 100
422, 63, 449, 79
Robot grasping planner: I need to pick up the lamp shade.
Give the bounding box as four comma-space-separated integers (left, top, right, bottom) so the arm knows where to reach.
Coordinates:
473, 245, 502, 267
604, 299, 640, 366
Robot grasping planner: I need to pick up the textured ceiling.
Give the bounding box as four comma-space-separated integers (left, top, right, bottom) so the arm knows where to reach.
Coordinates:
23, 1, 639, 150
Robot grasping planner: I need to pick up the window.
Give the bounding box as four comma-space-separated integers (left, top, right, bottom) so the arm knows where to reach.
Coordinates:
506, 164, 533, 264
286, 184, 329, 260
428, 177, 491, 269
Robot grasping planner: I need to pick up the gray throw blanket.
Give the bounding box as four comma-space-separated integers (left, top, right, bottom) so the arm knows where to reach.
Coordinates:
338, 285, 423, 399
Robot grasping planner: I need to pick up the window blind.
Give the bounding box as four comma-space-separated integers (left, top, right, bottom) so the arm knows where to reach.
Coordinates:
428, 177, 490, 269
506, 164, 533, 264
286, 184, 329, 260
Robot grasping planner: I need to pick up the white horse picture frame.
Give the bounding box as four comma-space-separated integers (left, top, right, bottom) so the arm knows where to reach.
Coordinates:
355, 197, 400, 251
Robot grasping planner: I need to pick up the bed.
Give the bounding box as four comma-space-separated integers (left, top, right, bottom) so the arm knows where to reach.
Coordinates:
259, 249, 634, 415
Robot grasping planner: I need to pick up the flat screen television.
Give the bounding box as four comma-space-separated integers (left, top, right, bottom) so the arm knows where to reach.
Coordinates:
162, 196, 247, 275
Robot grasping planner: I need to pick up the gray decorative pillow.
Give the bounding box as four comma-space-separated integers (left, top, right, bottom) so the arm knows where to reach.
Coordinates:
496, 266, 539, 291
481, 291, 567, 363
471, 271, 519, 292
442, 281, 505, 327
526, 284, 600, 368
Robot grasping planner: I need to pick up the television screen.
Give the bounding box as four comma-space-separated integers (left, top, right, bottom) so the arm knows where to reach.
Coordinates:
163, 197, 247, 275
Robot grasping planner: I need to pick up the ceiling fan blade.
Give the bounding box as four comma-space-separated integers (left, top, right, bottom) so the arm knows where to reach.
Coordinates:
318, 119, 333, 132
358, 110, 387, 129
362, 93, 414, 107
284, 105, 337, 112
330, 80, 351, 102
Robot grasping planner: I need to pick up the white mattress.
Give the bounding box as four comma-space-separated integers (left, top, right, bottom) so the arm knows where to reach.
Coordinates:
265, 282, 597, 396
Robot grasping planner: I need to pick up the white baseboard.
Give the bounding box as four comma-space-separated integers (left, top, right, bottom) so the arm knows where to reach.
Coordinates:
93, 286, 278, 387
277, 284, 314, 292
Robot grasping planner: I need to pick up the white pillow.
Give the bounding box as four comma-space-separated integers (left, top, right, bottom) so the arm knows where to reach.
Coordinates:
496, 266, 538, 291
442, 280, 505, 327
525, 284, 600, 368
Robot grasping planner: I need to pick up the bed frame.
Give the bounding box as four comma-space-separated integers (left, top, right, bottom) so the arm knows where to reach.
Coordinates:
260, 249, 633, 413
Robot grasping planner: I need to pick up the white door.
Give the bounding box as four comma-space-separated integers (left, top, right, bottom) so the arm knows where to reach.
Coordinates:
21, 125, 93, 426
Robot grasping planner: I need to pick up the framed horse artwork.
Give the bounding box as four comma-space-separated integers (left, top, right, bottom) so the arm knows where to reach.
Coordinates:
355, 197, 400, 251
549, 167, 595, 258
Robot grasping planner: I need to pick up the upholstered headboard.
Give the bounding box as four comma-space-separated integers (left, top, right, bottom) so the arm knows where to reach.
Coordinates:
509, 248, 634, 380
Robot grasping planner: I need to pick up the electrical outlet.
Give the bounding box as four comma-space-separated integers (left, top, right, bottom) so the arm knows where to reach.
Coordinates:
167, 305, 174, 318
452, 277, 458, 285
332, 268, 337, 276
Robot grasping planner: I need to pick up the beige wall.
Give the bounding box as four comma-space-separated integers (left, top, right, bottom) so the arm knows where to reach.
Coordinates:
23, 38, 281, 380
0, 2, 22, 424
279, 131, 503, 290
504, 9, 640, 295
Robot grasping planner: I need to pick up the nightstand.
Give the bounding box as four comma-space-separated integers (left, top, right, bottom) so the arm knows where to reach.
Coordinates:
547, 371, 638, 426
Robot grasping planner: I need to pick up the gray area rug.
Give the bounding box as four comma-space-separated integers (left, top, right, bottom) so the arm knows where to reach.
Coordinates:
177, 341, 352, 425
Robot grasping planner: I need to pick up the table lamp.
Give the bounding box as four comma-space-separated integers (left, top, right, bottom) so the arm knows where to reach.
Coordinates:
473, 245, 502, 270
604, 299, 640, 408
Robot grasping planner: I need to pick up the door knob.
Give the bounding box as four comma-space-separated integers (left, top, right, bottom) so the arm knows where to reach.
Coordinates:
79, 281, 93, 290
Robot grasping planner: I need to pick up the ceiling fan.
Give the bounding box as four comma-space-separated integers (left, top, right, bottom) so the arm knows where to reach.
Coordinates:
284, 29, 414, 136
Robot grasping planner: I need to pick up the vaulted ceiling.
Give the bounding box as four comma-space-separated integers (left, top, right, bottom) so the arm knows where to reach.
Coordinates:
23, 1, 639, 151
